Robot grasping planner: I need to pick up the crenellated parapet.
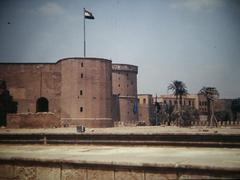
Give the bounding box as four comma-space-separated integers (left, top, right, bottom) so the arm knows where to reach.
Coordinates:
112, 64, 138, 74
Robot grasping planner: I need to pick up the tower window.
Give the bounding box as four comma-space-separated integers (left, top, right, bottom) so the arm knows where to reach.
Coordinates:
80, 107, 83, 112
143, 98, 146, 104
81, 62, 83, 67
81, 73, 83, 78
80, 90, 83, 95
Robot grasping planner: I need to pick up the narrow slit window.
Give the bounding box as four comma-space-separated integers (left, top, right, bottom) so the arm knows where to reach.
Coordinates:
80, 107, 83, 112
143, 98, 146, 104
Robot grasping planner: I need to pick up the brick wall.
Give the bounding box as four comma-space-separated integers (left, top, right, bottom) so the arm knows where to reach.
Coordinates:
7, 113, 60, 128
0, 161, 238, 180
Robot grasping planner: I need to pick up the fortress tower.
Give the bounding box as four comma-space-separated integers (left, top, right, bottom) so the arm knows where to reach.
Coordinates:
0, 57, 113, 128
112, 64, 138, 125
60, 58, 113, 127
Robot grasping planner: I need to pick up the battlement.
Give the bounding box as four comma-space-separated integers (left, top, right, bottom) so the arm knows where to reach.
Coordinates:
112, 64, 138, 73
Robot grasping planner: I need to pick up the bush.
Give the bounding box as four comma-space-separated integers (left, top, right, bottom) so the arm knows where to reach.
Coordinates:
215, 111, 230, 121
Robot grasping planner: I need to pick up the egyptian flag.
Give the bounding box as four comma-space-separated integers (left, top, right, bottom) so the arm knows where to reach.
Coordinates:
84, 9, 94, 19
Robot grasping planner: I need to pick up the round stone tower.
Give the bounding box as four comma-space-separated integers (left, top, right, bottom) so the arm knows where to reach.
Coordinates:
112, 63, 138, 125
59, 57, 113, 128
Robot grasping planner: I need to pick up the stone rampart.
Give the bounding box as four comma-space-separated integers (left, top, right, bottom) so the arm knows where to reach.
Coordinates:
7, 113, 60, 128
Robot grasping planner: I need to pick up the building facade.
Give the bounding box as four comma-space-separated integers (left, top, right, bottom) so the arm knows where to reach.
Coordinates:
138, 94, 153, 125
157, 94, 198, 109
152, 94, 209, 117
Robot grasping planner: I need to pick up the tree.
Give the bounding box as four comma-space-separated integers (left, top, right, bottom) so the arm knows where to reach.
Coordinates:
168, 80, 188, 109
199, 87, 219, 127
181, 106, 199, 126
0, 80, 18, 126
168, 80, 188, 126
165, 103, 175, 126
215, 111, 230, 122
231, 98, 240, 121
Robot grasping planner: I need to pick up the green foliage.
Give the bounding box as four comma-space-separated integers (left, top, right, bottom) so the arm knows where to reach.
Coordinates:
231, 98, 240, 121
215, 111, 230, 122
231, 98, 240, 112
181, 107, 199, 126
150, 112, 161, 126
165, 104, 174, 115
168, 80, 188, 100
0, 80, 18, 126
199, 86, 219, 124
199, 87, 219, 101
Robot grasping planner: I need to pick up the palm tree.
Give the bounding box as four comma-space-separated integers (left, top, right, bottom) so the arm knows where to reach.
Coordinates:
168, 80, 188, 109
199, 87, 219, 127
168, 80, 188, 126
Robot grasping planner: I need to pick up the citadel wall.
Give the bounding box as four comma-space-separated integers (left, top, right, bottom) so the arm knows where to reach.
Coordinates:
0, 63, 61, 117
0, 57, 114, 128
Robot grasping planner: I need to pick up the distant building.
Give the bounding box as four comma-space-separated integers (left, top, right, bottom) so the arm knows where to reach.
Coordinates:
138, 94, 153, 125
157, 94, 198, 109
153, 93, 209, 115
197, 93, 208, 115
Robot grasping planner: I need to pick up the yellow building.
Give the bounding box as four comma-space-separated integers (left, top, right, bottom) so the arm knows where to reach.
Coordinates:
156, 94, 198, 108
138, 94, 153, 125
153, 94, 208, 115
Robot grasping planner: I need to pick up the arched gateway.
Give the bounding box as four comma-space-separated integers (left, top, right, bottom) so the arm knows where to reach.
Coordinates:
36, 97, 49, 112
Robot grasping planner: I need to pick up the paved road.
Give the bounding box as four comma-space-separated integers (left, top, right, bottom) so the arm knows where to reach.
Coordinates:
1, 126, 240, 135
0, 145, 239, 171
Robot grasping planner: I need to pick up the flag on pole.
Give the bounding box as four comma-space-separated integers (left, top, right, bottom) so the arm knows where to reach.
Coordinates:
84, 9, 95, 19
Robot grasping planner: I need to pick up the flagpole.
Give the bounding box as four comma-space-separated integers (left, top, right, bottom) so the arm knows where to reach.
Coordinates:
83, 8, 86, 57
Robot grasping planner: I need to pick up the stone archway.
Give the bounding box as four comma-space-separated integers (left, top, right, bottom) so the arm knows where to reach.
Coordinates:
36, 97, 49, 112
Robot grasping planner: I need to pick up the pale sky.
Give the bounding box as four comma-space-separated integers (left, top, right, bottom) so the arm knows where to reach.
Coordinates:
0, 0, 240, 99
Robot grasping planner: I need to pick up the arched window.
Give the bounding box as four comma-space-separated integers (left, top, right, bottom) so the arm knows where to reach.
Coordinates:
143, 98, 146, 104
36, 97, 49, 112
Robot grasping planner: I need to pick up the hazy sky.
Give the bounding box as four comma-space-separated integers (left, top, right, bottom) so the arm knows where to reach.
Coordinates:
0, 0, 240, 98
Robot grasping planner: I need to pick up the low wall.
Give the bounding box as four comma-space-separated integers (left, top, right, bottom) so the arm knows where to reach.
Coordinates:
1, 133, 239, 148
0, 160, 239, 180
7, 113, 60, 128
61, 118, 113, 128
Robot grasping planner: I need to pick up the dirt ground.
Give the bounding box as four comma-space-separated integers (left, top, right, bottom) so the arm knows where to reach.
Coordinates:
0, 125, 240, 135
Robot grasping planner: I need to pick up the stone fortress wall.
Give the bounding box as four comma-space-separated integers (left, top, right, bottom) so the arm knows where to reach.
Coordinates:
0, 58, 138, 128
0, 63, 62, 117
